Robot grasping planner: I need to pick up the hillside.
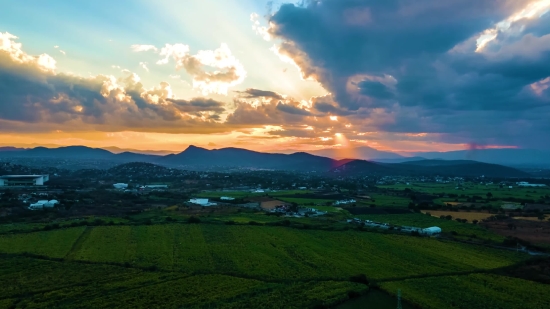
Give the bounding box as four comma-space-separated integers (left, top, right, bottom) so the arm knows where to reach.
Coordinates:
332, 159, 529, 178
159, 146, 335, 171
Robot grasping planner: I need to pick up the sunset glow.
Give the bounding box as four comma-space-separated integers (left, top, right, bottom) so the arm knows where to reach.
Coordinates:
0, 0, 548, 153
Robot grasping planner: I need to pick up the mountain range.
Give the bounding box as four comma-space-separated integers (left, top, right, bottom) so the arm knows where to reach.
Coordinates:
0, 145, 536, 177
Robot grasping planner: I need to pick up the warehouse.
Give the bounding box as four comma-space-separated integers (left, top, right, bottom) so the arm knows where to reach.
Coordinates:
0, 175, 49, 187
422, 226, 442, 236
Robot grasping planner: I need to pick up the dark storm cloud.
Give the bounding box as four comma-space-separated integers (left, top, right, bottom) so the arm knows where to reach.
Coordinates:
276, 101, 313, 115
357, 80, 394, 99
267, 0, 550, 148
235, 88, 284, 100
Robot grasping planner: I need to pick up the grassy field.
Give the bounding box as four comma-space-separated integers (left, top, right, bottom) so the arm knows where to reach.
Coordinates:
0, 224, 525, 282
379, 182, 550, 201
422, 211, 495, 222
355, 213, 505, 241
380, 273, 550, 309
0, 255, 366, 309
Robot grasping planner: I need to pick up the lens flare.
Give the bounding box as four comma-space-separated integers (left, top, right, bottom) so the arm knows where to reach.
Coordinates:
333, 133, 358, 160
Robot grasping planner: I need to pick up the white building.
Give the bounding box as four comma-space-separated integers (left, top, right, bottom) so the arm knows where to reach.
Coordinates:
0, 175, 49, 187
28, 200, 59, 210
422, 226, 442, 235
334, 199, 356, 205
189, 198, 216, 206
143, 185, 168, 189
113, 183, 128, 189
221, 196, 235, 201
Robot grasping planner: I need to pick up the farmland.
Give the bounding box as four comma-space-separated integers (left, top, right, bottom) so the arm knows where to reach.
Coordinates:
380, 273, 550, 309
0, 255, 366, 309
0, 224, 526, 282
422, 210, 495, 222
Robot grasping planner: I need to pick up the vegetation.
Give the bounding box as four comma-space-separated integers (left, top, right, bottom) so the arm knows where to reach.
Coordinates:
0, 225, 525, 281
380, 273, 550, 309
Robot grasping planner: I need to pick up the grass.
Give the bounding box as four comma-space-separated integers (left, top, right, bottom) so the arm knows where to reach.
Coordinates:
0, 227, 86, 258
0, 224, 525, 281
422, 211, 495, 222
380, 273, 550, 309
0, 255, 366, 309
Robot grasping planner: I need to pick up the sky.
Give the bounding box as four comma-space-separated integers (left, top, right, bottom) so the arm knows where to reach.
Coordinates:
0, 0, 549, 155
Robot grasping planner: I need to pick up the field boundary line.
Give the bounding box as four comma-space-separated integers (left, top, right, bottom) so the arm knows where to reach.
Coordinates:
64, 226, 93, 259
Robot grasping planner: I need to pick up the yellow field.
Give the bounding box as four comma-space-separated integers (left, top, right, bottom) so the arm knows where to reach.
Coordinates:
423, 211, 494, 222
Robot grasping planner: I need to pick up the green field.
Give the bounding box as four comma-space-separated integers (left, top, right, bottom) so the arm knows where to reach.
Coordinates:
0, 225, 525, 281
380, 273, 550, 309
0, 255, 366, 309
379, 182, 550, 203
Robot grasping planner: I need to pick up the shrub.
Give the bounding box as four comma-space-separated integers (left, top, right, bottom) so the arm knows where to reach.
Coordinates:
187, 216, 201, 224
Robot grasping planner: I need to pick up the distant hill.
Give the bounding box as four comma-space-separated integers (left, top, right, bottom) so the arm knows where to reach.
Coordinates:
308, 146, 404, 160
332, 159, 529, 178
160, 146, 334, 171
0, 145, 535, 177
411, 149, 550, 167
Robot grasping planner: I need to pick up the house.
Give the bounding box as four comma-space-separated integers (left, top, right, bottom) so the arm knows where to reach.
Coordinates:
221, 196, 235, 201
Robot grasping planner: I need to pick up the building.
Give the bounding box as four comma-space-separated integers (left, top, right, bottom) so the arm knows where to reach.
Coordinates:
28, 200, 59, 210
422, 226, 442, 235
334, 199, 356, 205
517, 182, 546, 187
221, 196, 235, 201
189, 198, 216, 206
143, 185, 168, 189
113, 183, 128, 189
0, 175, 49, 187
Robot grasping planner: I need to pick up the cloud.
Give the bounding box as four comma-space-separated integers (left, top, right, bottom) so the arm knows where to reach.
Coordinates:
264, 0, 550, 149
131, 44, 158, 52
157, 43, 247, 95
139, 62, 149, 72
0, 33, 233, 134
1, 32, 56, 73
235, 88, 284, 100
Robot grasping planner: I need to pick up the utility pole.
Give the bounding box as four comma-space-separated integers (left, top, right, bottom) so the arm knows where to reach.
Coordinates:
397, 289, 403, 309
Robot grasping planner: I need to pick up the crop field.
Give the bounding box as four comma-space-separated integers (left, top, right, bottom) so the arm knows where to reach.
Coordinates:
364, 194, 411, 208
380, 273, 550, 309
0, 227, 86, 258
422, 211, 495, 222
0, 225, 525, 282
379, 182, 550, 201
355, 213, 505, 241
0, 255, 366, 309
276, 197, 334, 205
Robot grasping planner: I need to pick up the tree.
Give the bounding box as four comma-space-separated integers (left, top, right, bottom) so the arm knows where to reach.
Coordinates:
472, 220, 479, 225
486, 192, 493, 199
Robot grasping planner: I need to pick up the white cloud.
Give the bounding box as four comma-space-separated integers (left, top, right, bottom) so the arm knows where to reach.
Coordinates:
169, 74, 181, 79
475, 0, 550, 52
131, 44, 158, 52
250, 13, 272, 41
0, 32, 56, 72
54, 45, 59, 49
111, 65, 121, 69
139, 62, 149, 72
59, 50, 66, 55
157, 43, 246, 95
